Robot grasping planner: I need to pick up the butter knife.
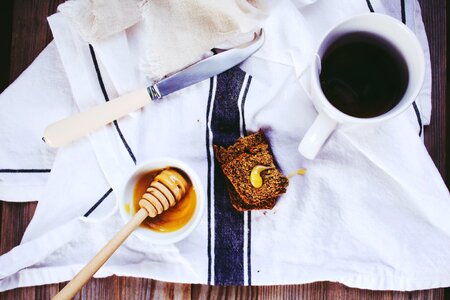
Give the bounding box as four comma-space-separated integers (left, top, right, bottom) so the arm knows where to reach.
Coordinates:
44, 30, 264, 147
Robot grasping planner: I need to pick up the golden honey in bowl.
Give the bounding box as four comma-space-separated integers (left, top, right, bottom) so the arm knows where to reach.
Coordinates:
132, 168, 196, 233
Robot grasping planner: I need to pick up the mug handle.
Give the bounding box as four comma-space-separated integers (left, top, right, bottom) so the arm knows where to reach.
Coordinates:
298, 112, 337, 160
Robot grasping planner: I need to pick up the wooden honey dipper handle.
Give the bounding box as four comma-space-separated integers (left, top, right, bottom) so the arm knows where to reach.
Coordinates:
53, 169, 189, 300
52, 208, 148, 300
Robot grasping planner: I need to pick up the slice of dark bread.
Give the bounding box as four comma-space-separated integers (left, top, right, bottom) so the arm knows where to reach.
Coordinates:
214, 130, 268, 165
213, 130, 288, 212
227, 180, 276, 211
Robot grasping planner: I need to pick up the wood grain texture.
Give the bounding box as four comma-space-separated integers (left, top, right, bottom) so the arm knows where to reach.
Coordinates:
0, 0, 13, 93
0, 202, 36, 254
8, 0, 63, 81
0, 0, 448, 299
419, 0, 448, 184
190, 282, 445, 300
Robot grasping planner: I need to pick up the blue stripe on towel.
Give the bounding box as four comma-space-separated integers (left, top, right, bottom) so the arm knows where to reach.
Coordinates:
83, 188, 113, 217
88, 44, 137, 164
241, 76, 251, 135
0, 169, 51, 173
400, 0, 406, 23
83, 44, 135, 217
210, 66, 246, 285
412, 102, 423, 136
365, 0, 374, 12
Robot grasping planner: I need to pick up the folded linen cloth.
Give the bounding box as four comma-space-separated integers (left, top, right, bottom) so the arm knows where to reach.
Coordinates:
59, 0, 266, 80
58, 0, 141, 42
1, 0, 449, 292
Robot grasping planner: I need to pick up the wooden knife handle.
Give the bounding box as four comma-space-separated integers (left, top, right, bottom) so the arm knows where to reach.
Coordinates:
44, 88, 152, 148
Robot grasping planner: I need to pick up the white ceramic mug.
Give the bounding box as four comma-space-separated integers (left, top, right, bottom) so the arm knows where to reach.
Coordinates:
298, 13, 425, 160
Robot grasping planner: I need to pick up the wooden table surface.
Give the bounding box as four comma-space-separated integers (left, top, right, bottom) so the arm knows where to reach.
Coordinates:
0, 0, 448, 299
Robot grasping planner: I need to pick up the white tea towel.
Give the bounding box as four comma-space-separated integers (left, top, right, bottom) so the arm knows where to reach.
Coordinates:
1, 0, 449, 292
0, 42, 75, 201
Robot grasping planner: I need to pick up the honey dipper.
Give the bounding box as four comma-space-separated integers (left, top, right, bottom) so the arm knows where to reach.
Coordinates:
53, 169, 190, 300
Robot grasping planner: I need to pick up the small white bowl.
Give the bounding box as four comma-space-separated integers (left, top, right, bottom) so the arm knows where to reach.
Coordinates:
119, 158, 205, 244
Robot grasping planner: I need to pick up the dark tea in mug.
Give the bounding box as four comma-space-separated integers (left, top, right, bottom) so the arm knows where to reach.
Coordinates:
319, 32, 409, 118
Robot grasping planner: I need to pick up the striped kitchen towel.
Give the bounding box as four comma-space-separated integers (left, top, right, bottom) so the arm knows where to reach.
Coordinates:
0, 0, 449, 292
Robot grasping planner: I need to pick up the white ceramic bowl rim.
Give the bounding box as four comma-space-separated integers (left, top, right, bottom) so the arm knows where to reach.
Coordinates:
118, 157, 205, 245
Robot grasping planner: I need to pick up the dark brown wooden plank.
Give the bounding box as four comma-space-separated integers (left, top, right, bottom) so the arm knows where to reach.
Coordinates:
35, 284, 60, 299
0, 284, 60, 300
72, 277, 118, 299
447, 0, 450, 194
419, 0, 448, 184
191, 283, 444, 300
191, 284, 257, 299
324, 282, 444, 300
0, 287, 35, 300
257, 282, 326, 299
0, 202, 37, 255
0, 0, 13, 93
60, 277, 190, 299
8, 0, 64, 81
115, 277, 190, 300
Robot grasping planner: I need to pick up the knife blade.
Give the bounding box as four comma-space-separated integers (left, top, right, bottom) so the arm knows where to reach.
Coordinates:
44, 30, 264, 148
152, 30, 264, 100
